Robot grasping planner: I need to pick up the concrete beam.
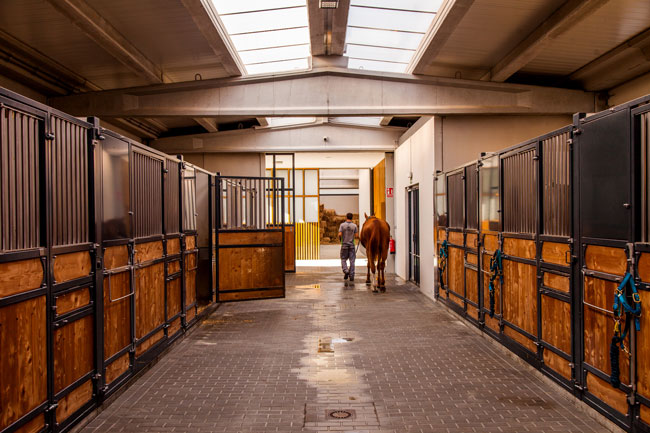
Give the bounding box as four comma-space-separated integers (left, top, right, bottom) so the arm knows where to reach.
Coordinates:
49, 67, 597, 117
0, 29, 101, 94
178, 0, 244, 76
308, 0, 350, 56
194, 117, 219, 132
408, 0, 475, 75
151, 123, 401, 153
483, 0, 609, 82
569, 28, 650, 91
44, 0, 167, 84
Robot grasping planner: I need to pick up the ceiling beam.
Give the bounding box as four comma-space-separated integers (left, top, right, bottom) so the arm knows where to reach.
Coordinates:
44, 0, 167, 84
178, 0, 244, 76
483, 0, 609, 82
308, 0, 351, 56
152, 122, 401, 153
408, 0, 476, 75
49, 67, 597, 117
194, 117, 219, 132
0, 29, 101, 94
569, 28, 650, 91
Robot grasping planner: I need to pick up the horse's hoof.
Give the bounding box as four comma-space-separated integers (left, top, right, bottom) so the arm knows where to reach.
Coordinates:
372, 288, 379, 293
365, 280, 371, 285
380, 287, 386, 293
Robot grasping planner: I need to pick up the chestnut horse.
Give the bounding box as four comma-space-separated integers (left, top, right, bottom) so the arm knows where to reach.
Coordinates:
359, 213, 390, 292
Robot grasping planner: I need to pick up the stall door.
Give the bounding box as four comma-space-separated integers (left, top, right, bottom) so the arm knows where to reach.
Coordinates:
216, 176, 285, 302
464, 164, 480, 322
408, 186, 420, 285
575, 108, 632, 428
100, 133, 134, 393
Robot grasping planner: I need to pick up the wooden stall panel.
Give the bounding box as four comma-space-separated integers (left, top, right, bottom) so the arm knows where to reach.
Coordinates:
448, 245, 464, 307
541, 242, 570, 267
586, 373, 629, 415
483, 233, 499, 252
219, 231, 282, 246
53, 251, 92, 283
53, 315, 94, 393
284, 226, 295, 272
55, 380, 93, 424
185, 251, 197, 307
104, 353, 129, 385
585, 245, 627, 275
466, 233, 478, 250
104, 245, 128, 269
167, 238, 181, 255
503, 238, 536, 260
166, 277, 182, 318
135, 262, 165, 348
103, 270, 131, 359
502, 258, 537, 351
482, 234, 501, 332
0, 296, 47, 431
55, 287, 91, 317
465, 267, 479, 320
13, 414, 45, 433
0, 258, 43, 298
543, 272, 570, 293
219, 246, 284, 291
583, 276, 630, 384
541, 296, 571, 379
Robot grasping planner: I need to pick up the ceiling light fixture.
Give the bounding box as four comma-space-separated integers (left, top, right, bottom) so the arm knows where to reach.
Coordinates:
319, 0, 339, 9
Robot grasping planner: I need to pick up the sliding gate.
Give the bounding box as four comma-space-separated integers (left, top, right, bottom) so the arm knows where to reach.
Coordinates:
215, 176, 285, 302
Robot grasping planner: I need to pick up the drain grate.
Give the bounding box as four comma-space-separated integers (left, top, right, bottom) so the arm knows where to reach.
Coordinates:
328, 410, 353, 419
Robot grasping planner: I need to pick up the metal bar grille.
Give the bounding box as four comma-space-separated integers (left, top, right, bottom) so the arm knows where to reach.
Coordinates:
51, 116, 90, 246
503, 149, 536, 234
218, 176, 283, 229
132, 151, 163, 238
165, 159, 180, 234
542, 132, 570, 237
183, 166, 197, 232
643, 113, 650, 242
447, 172, 464, 229
465, 164, 478, 230
0, 106, 41, 251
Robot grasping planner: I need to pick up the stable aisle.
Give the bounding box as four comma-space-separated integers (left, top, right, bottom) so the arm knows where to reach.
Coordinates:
80, 269, 613, 433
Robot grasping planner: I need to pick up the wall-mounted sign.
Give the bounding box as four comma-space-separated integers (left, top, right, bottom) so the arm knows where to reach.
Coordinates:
386, 187, 393, 198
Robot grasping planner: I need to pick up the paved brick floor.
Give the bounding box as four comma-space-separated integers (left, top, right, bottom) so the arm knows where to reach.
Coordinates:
81, 268, 613, 433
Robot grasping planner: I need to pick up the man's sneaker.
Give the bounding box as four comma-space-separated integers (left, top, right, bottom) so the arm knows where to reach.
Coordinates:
344, 272, 349, 280
349, 276, 354, 282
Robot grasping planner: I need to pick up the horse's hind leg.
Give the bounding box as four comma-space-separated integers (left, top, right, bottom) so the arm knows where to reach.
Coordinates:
378, 258, 386, 292
366, 251, 374, 285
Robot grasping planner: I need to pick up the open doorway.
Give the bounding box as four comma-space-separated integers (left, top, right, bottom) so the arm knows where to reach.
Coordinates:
408, 185, 420, 285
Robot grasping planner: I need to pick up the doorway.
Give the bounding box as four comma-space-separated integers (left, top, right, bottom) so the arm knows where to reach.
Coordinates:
408, 185, 420, 285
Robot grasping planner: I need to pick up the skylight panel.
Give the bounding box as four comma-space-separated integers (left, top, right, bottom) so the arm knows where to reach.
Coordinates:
346, 45, 414, 63
348, 58, 409, 74
231, 27, 310, 51
239, 45, 310, 65
330, 117, 383, 126
267, 117, 317, 127
245, 58, 310, 75
346, 27, 422, 50
211, 0, 304, 15
344, 1, 439, 74
211, 1, 310, 76
220, 7, 308, 35
350, 0, 443, 13
347, 7, 432, 33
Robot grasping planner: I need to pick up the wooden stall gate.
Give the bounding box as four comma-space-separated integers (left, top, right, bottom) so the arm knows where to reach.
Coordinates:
215, 176, 286, 302
0, 91, 97, 433
0, 87, 223, 433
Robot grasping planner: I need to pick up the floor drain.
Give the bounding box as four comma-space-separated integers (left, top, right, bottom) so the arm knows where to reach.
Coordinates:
329, 410, 352, 419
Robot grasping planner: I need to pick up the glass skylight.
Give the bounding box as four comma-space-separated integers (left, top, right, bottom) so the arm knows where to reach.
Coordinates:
344, 0, 442, 73
266, 117, 317, 128
211, 0, 311, 76
329, 117, 383, 127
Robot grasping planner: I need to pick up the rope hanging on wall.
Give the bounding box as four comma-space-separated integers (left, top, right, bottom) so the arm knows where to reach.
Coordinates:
610, 272, 642, 388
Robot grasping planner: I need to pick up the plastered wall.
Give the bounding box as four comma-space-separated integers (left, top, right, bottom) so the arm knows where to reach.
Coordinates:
182, 152, 265, 177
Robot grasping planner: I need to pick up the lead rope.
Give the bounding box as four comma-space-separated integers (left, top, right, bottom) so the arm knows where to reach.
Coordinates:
438, 240, 448, 291
488, 249, 503, 318
610, 272, 642, 388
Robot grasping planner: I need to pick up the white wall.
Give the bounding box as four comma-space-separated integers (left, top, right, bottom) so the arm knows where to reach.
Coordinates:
182, 152, 265, 176
358, 169, 372, 221
394, 118, 436, 300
